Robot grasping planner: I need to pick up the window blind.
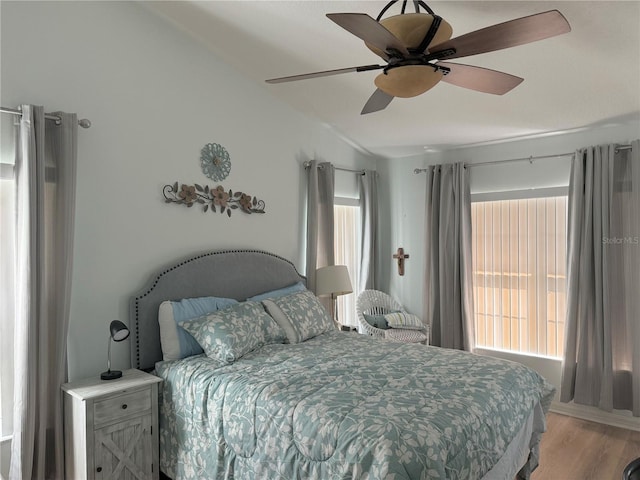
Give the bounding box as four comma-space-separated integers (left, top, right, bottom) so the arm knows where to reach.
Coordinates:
334, 204, 360, 327
471, 196, 567, 357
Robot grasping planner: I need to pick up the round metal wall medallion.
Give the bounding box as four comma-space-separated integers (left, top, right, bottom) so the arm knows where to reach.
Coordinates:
201, 143, 231, 181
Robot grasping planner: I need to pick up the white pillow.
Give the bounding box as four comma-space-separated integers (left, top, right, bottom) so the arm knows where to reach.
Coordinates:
262, 299, 299, 344
384, 312, 424, 330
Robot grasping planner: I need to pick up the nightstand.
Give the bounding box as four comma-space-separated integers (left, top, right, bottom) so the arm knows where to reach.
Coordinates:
62, 369, 162, 480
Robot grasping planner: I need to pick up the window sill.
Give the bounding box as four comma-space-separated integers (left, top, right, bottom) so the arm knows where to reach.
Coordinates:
474, 346, 562, 362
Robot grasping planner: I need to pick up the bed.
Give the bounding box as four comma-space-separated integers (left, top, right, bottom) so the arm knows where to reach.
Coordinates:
130, 249, 554, 480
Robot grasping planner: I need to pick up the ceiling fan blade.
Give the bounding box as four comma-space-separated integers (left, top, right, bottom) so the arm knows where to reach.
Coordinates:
327, 13, 409, 59
430, 10, 571, 60
439, 62, 523, 95
361, 88, 394, 115
266, 64, 383, 84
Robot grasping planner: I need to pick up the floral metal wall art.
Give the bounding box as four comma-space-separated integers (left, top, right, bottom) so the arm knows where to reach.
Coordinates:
163, 182, 266, 217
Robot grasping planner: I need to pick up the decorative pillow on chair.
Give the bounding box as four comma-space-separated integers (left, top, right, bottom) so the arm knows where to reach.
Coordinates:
363, 313, 391, 330
262, 290, 334, 343
384, 312, 425, 330
180, 301, 286, 364
158, 296, 239, 361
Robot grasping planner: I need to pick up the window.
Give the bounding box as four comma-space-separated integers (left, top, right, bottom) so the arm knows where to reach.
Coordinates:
334, 199, 361, 328
471, 192, 567, 358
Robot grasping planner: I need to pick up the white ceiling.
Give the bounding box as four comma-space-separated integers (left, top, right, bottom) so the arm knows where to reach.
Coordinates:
146, 1, 640, 158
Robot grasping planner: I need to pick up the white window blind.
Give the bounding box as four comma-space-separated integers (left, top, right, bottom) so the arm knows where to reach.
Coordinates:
471, 196, 567, 358
334, 202, 360, 328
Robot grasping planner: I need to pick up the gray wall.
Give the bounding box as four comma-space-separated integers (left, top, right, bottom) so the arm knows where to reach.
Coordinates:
377, 117, 639, 426
0, 0, 378, 384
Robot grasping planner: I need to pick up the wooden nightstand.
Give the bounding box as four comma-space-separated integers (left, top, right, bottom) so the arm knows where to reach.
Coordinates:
62, 369, 162, 480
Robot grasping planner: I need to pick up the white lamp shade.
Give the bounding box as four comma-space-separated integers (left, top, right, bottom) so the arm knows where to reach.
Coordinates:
315, 265, 353, 297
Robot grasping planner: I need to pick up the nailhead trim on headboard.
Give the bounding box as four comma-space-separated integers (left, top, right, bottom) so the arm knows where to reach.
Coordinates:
131, 249, 304, 369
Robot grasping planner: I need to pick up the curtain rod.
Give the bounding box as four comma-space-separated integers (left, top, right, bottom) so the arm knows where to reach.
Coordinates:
413, 144, 633, 174
303, 160, 365, 175
1, 106, 91, 128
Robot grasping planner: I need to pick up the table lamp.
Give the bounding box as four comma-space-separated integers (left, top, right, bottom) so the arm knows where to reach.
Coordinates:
101, 320, 130, 380
316, 265, 353, 327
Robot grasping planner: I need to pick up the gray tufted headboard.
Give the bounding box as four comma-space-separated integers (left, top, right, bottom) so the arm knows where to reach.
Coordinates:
129, 249, 306, 371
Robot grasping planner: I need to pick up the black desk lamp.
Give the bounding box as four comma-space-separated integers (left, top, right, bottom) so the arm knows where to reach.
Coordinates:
101, 320, 130, 380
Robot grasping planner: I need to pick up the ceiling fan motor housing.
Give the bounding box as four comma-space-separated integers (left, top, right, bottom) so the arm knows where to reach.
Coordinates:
367, 13, 453, 98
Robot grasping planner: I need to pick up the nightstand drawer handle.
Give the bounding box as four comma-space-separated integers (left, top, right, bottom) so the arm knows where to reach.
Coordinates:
121, 404, 128, 410
97, 467, 102, 472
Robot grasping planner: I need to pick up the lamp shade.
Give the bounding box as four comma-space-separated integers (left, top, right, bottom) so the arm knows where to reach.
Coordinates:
315, 265, 353, 297
109, 320, 130, 342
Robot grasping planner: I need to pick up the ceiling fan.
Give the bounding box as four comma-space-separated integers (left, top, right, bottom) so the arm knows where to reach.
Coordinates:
265, 0, 571, 114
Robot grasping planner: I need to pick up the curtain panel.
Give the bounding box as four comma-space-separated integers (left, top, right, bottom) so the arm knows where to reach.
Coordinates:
359, 170, 378, 292
423, 163, 475, 351
305, 161, 335, 312
561, 140, 639, 416
10, 105, 77, 479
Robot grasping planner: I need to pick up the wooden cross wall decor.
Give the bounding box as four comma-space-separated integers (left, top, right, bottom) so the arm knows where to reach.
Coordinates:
393, 248, 409, 276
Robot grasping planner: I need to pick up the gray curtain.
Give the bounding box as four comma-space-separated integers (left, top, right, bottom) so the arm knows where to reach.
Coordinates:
359, 170, 378, 292
305, 161, 335, 308
561, 140, 639, 416
423, 163, 474, 350
10, 105, 77, 479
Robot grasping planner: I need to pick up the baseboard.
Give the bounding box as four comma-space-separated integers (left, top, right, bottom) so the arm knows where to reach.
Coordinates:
550, 400, 640, 432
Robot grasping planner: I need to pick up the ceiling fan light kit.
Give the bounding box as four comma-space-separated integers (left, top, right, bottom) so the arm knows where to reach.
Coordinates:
375, 65, 442, 98
266, 0, 571, 114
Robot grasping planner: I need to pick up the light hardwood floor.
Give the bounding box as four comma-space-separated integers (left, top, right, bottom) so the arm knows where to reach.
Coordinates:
532, 412, 640, 480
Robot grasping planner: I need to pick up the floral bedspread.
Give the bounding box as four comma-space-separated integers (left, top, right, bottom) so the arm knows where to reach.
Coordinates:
156, 331, 554, 480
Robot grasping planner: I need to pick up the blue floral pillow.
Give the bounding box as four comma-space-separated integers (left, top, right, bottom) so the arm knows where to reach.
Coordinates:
263, 290, 334, 343
181, 301, 286, 364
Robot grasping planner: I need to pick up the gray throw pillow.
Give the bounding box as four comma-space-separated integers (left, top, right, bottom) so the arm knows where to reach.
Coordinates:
363, 313, 390, 330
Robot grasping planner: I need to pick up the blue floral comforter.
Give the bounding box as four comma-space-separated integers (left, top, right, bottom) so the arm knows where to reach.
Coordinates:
156, 331, 554, 480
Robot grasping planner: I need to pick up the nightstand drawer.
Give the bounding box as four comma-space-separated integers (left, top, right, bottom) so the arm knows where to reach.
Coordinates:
94, 389, 151, 425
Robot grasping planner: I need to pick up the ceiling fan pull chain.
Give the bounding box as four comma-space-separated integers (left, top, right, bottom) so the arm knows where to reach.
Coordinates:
414, 15, 442, 54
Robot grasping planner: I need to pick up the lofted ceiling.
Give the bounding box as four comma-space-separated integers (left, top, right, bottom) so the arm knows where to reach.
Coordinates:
146, 1, 640, 158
